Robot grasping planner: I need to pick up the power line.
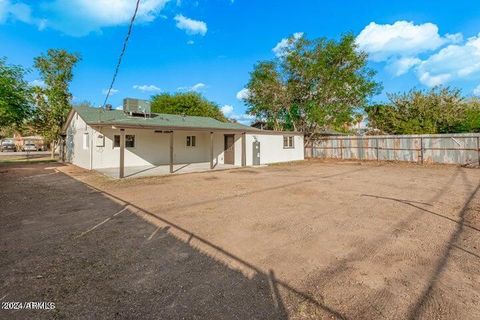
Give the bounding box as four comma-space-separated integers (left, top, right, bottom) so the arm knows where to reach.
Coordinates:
101, 0, 141, 109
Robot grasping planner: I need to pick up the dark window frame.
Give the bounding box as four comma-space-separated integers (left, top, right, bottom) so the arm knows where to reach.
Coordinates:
186, 135, 196, 147
283, 136, 294, 149
113, 134, 135, 148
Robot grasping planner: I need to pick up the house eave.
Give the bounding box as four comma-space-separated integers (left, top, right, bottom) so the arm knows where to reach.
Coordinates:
87, 122, 303, 135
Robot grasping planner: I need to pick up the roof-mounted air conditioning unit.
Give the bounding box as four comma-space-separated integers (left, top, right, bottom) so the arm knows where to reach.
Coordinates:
123, 98, 151, 117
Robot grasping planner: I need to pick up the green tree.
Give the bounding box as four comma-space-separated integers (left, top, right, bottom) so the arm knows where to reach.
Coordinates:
460, 98, 480, 133
365, 87, 478, 134
33, 49, 81, 158
245, 61, 290, 131
243, 33, 380, 143
0, 58, 33, 134
151, 92, 227, 122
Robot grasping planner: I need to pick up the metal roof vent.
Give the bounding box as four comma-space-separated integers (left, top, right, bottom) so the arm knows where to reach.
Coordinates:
123, 98, 151, 118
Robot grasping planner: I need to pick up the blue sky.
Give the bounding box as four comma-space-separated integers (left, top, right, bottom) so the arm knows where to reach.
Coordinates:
1, 0, 480, 123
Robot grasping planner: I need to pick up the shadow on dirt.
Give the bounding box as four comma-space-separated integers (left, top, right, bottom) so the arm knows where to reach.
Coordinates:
0, 163, 346, 319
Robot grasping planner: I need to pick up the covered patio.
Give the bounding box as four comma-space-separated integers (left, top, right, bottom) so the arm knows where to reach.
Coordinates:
97, 162, 238, 179
110, 128, 246, 179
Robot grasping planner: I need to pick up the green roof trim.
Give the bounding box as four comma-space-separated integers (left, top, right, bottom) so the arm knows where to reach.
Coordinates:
72, 106, 260, 132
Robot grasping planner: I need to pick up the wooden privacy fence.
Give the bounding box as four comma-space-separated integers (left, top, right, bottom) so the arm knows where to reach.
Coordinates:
305, 133, 480, 166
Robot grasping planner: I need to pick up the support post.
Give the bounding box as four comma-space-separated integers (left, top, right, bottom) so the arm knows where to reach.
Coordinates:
420, 137, 424, 164
210, 132, 214, 169
169, 131, 174, 173
59, 134, 66, 162
89, 128, 93, 170
119, 129, 125, 178
376, 138, 379, 161
241, 132, 246, 166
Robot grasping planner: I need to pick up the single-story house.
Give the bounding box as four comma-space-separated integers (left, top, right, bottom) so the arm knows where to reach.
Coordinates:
61, 100, 304, 178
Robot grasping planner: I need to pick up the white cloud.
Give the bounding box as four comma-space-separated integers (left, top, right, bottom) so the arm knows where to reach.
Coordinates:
1, 0, 31, 23
29, 79, 45, 87
416, 34, 480, 87
186, 40, 194, 45
0, 0, 170, 35
177, 82, 206, 92
0, 1, 7, 23
356, 21, 452, 61
37, 18, 47, 30
191, 83, 206, 91
102, 88, 119, 95
356, 21, 464, 76
474, 85, 480, 96
273, 32, 303, 57
417, 72, 451, 87
133, 84, 161, 92
446, 33, 463, 44
29, 0, 169, 36
221, 104, 234, 116
0, 0, 46, 29
174, 14, 207, 36
230, 113, 255, 125
387, 57, 421, 76
236, 88, 250, 100
357, 20, 480, 87
221, 104, 254, 125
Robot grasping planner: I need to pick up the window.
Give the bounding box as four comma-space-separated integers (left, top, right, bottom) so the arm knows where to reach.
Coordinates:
186, 135, 196, 147
283, 136, 294, 149
126, 135, 135, 148
114, 135, 120, 148
96, 134, 105, 147
83, 133, 89, 150
113, 135, 135, 148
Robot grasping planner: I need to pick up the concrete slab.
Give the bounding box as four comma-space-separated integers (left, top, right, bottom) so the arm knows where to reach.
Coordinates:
96, 162, 238, 179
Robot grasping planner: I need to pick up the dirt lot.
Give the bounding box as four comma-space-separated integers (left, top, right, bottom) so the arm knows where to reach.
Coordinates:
1, 160, 479, 319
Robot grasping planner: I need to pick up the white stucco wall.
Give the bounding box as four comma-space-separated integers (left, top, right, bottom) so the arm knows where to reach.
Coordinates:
66, 112, 304, 170
89, 128, 233, 169
245, 133, 304, 166
65, 112, 92, 169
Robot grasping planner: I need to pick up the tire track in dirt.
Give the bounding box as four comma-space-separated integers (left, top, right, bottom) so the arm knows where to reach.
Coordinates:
291, 167, 465, 319
406, 169, 480, 320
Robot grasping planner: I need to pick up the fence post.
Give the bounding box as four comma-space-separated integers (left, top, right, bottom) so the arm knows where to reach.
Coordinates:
376, 138, 379, 161
340, 139, 343, 160
420, 137, 424, 164
477, 136, 480, 166
311, 141, 314, 159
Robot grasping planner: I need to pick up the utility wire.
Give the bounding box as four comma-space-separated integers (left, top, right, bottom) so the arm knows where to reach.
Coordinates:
101, 0, 141, 109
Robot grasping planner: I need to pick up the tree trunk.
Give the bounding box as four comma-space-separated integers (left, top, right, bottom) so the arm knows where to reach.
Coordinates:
51, 141, 56, 159
304, 133, 314, 147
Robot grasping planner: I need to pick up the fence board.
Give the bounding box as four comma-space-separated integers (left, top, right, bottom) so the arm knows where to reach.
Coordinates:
306, 133, 480, 166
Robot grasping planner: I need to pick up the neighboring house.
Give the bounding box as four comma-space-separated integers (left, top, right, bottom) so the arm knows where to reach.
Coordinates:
251, 120, 267, 130
348, 115, 369, 135
315, 128, 346, 137
12, 134, 46, 151
62, 100, 304, 178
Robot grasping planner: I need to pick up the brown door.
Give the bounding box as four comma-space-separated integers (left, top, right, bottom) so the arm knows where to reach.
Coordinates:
224, 134, 235, 164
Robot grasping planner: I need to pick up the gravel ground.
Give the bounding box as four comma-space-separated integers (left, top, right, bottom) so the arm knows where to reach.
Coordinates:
0, 160, 479, 319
